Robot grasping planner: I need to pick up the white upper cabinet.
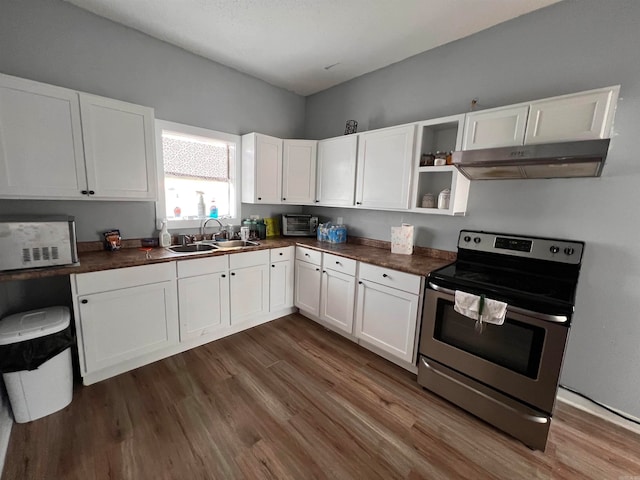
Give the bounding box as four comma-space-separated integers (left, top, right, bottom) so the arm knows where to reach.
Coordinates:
282, 139, 317, 204
79, 93, 156, 200
524, 86, 619, 144
0, 74, 87, 198
315, 135, 358, 206
462, 86, 620, 151
462, 105, 529, 150
0, 73, 157, 200
242, 132, 283, 204
355, 124, 415, 210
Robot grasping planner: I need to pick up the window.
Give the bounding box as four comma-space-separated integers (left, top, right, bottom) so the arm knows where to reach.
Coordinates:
155, 120, 241, 229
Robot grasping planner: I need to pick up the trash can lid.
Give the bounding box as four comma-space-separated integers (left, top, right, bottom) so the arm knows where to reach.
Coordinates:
0, 306, 70, 345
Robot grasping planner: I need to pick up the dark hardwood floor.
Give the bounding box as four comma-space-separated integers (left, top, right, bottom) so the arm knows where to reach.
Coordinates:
3, 313, 640, 479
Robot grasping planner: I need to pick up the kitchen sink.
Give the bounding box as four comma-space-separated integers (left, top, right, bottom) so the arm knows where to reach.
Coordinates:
167, 244, 217, 253
204, 240, 260, 250
168, 240, 260, 254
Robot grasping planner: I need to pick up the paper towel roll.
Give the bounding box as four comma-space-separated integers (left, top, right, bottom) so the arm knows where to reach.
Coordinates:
391, 224, 414, 255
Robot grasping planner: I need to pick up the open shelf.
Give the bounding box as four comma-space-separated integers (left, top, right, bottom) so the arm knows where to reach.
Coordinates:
411, 114, 469, 216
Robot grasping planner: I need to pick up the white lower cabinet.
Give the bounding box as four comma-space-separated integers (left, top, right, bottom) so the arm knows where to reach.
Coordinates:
229, 250, 270, 325
177, 256, 230, 341
320, 268, 356, 334
294, 258, 322, 316
72, 263, 179, 379
355, 263, 423, 365
270, 247, 294, 312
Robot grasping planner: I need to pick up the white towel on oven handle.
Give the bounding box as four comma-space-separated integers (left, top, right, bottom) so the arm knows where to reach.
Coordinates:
454, 290, 508, 326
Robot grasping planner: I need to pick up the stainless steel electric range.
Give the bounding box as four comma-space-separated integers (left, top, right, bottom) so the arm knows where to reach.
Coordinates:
417, 230, 585, 451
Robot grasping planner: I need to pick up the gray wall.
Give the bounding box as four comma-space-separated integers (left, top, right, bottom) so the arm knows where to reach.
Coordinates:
0, 0, 306, 241
304, 0, 640, 419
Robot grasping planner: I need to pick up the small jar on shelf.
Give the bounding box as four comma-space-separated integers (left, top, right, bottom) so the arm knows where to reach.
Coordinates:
420, 153, 435, 167
434, 151, 447, 166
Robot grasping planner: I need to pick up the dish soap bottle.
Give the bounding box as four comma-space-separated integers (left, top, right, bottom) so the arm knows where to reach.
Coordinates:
159, 220, 171, 247
196, 191, 206, 218
209, 199, 218, 218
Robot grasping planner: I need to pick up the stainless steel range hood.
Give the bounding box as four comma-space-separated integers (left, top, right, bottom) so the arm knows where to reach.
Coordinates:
452, 139, 611, 180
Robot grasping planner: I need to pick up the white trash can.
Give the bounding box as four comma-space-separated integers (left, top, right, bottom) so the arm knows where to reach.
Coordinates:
0, 306, 73, 423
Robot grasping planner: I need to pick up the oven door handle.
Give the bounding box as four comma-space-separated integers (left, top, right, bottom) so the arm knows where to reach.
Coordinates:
427, 281, 569, 324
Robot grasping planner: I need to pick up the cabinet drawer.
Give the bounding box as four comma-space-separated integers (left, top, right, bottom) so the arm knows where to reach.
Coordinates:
229, 249, 269, 269
296, 246, 322, 265
75, 262, 175, 295
323, 252, 356, 276
358, 262, 422, 295
177, 255, 228, 278
270, 246, 293, 263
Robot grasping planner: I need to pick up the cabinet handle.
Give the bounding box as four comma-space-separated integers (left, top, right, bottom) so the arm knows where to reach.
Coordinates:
305, 253, 310, 257
382, 273, 388, 278
356, 202, 362, 205
81, 299, 88, 304
315, 268, 320, 271
81, 190, 88, 195
315, 200, 319, 203
335, 261, 341, 265
322, 270, 326, 273
231, 272, 236, 276
358, 281, 363, 285
89, 190, 95, 195
221, 274, 226, 278
257, 197, 262, 201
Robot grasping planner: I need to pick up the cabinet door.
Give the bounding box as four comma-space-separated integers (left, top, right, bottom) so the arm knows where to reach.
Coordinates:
355, 280, 419, 364
294, 259, 321, 316
525, 88, 618, 144
229, 264, 269, 325
462, 105, 529, 150
320, 269, 355, 334
255, 134, 283, 204
78, 281, 179, 373
178, 272, 230, 341
355, 125, 415, 210
270, 259, 294, 312
282, 139, 317, 204
0, 74, 87, 198
79, 93, 156, 200
316, 135, 358, 206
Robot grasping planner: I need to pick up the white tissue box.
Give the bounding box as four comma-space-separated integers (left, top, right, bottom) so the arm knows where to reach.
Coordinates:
391, 224, 414, 255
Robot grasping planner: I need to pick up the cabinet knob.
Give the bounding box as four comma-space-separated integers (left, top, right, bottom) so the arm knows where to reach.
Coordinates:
221, 274, 226, 278
382, 273, 388, 278
231, 272, 236, 276
272, 264, 275, 268
279, 252, 283, 256
335, 261, 341, 265
315, 268, 320, 271
81, 299, 88, 304
81, 190, 88, 195
89, 190, 95, 195
315, 200, 319, 203
305, 253, 310, 257
356, 202, 362, 205
282, 197, 286, 201
322, 270, 326, 273
358, 281, 363, 285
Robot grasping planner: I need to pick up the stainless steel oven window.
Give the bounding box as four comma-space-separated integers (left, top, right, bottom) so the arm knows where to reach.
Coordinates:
434, 301, 545, 378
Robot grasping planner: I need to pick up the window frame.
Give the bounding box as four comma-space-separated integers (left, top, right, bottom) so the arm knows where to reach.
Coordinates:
154, 119, 241, 230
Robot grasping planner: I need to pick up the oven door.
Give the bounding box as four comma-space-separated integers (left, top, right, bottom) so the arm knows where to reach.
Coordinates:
420, 283, 569, 413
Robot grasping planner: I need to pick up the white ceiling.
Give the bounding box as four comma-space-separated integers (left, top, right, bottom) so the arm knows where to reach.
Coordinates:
64, 0, 560, 96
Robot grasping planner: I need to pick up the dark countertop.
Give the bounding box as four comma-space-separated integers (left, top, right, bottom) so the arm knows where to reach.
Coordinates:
0, 237, 455, 282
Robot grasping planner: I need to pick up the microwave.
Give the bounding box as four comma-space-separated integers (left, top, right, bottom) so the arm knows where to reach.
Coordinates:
0, 216, 79, 271
281, 214, 318, 237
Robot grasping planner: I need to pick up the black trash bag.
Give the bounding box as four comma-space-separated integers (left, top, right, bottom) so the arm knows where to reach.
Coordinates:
0, 327, 75, 373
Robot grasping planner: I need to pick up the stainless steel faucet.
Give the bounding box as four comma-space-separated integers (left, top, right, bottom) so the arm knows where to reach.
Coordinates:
200, 218, 224, 238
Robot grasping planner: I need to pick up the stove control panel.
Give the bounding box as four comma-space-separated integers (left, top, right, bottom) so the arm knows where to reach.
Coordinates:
458, 230, 584, 264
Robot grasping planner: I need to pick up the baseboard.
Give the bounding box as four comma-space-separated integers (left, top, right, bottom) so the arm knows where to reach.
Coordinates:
557, 387, 640, 435
0, 391, 13, 478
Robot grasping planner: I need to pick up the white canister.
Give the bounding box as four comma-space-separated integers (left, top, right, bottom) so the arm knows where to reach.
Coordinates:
421, 193, 435, 208
438, 188, 451, 209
